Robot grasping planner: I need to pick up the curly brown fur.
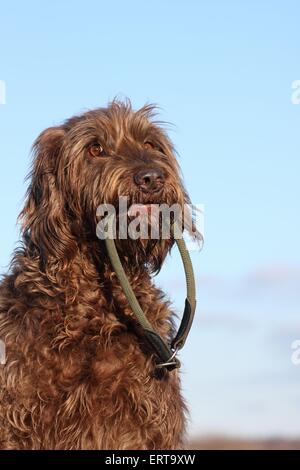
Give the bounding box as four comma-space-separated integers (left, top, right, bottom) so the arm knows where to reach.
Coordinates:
0, 100, 192, 450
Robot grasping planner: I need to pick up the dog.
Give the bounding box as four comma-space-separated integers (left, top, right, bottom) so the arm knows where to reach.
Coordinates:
0, 100, 195, 450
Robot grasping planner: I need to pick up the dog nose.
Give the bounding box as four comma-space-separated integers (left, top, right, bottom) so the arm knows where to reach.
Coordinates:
134, 168, 165, 192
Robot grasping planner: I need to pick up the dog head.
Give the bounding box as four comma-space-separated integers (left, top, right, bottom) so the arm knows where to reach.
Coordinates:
21, 100, 194, 272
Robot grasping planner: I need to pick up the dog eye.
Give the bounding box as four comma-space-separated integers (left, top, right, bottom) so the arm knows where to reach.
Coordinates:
144, 141, 155, 150
89, 143, 105, 157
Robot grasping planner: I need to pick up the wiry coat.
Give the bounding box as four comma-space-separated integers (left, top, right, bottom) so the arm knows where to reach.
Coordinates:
0, 101, 190, 450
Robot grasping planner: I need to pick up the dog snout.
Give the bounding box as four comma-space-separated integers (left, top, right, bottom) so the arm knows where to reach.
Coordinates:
134, 168, 165, 193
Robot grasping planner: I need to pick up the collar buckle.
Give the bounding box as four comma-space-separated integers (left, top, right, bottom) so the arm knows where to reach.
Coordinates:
155, 347, 180, 371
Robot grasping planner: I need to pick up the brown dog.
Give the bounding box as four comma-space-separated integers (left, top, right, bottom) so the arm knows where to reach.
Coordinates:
0, 100, 194, 450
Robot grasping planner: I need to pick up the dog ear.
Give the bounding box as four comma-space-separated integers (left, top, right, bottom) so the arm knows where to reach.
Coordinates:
20, 126, 77, 269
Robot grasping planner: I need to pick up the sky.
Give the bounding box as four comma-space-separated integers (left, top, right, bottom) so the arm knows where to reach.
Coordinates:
0, 0, 300, 439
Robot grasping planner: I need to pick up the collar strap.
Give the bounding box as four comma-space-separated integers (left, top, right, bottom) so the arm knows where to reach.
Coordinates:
104, 217, 197, 371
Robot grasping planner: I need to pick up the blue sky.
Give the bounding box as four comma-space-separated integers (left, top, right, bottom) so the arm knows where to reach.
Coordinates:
1, 0, 300, 438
